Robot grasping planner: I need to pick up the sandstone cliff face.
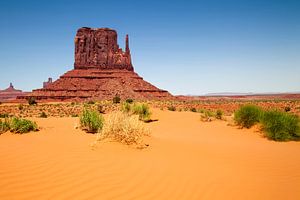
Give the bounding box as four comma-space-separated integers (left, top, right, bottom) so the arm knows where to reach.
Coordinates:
19, 27, 172, 102
74, 27, 133, 71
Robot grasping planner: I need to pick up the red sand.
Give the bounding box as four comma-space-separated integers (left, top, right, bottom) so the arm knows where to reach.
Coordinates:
0, 109, 300, 199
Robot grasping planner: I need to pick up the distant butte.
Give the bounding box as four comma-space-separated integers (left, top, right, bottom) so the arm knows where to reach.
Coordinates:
19, 27, 172, 102
0, 83, 28, 102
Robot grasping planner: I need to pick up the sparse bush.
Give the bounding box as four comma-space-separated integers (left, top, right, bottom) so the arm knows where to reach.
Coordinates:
121, 102, 132, 113
234, 105, 262, 128
198, 108, 205, 113
71, 114, 79, 117
132, 103, 151, 122
97, 104, 105, 114
205, 110, 214, 117
168, 106, 176, 111
0, 118, 10, 134
10, 117, 38, 134
121, 102, 151, 122
87, 100, 95, 105
97, 112, 150, 145
18, 104, 24, 111
200, 110, 215, 122
113, 95, 121, 104
260, 110, 300, 141
39, 112, 48, 118
80, 109, 104, 133
215, 109, 223, 119
126, 98, 134, 104
28, 97, 37, 105
0, 113, 9, 118
190, 107, 197, 112
284, 106, 291, 112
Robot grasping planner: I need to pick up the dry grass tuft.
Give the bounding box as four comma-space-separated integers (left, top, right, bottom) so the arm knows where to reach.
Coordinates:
96, 112, 150, 146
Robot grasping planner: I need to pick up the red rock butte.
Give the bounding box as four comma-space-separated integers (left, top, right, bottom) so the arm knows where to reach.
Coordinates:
19, 27, 172, 101
0, 83, 28, 102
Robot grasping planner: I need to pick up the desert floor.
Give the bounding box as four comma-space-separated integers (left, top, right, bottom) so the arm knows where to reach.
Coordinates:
1, 108, 300, 200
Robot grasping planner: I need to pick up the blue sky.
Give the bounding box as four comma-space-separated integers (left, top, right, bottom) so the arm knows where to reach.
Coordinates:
0, 0, 299, 95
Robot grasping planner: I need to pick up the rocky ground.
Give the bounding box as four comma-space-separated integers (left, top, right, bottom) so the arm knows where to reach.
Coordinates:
0, 99, 299, 118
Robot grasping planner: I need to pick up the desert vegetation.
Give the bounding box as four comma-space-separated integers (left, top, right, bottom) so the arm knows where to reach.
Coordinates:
80, 109, 104, 133
0, 118, 10, 134
234, 104, 300, 141
0, 117, 38, 134
28, 97, 37, 105
39, 112, 48, 118
10, 117, 38, 134
234, 105, 262, 128
260, 110, 300, 141
167, 105, 176, 111
0, 99, 299, 118
0, 113, 9, 118
96, 111, 150, 146
125, 98, 134, 104
0, 98, 299, 142
78, 104, 150, 146
121, 102, 152, 122
113, 95, 121, 104
148, 99, 300, 116
131, 103, 152, 122
198, 109, 226, 122
215, 109, 223, 119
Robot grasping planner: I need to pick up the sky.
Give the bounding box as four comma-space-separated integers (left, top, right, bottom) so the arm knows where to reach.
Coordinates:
0, 0, 299, 95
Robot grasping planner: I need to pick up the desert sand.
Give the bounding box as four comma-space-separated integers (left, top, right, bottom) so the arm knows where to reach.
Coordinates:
1, 108, 300, 200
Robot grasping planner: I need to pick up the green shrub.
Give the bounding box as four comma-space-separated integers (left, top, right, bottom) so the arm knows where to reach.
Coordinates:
80, 109, 104, 133
121, 102, 151, 122
284, 106, 291, 112
18, 104, 24, 111
197, 108, 205, 113
132, 103, 151, 122
113, 95, 121, 104
28, 97, 37, 105
200, 110, 215, 122
190, 107, 197, 112
234, 105, 262, 128
0, 118, 10, 134
126, 98, 134, 104
0, 113, 9, 118
87, 100, 95, 105
215, 109, 223, 119
168, 106, 176, 111
260, 110, 300, 141
204, 110, 214, 118
10, 117, 38, 134
121, 102, 132, 113
39, 112, 48, 118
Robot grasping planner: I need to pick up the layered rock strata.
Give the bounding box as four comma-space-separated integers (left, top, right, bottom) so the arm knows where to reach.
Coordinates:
19, 27, 172, 101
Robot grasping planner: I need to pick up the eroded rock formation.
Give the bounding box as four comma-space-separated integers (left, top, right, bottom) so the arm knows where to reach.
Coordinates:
18, 27, 172, 102
0, 83, 28, 102
74, 27, 133, 71
43, 78, 53, 88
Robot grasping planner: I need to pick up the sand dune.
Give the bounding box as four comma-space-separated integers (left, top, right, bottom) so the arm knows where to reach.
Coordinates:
1, 109, 300, 199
